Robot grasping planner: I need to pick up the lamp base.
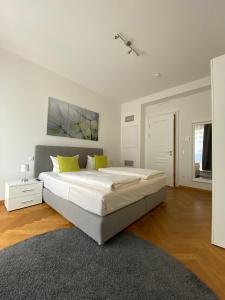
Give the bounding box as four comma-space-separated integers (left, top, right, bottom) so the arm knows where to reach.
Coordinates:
21, 178, 28, 183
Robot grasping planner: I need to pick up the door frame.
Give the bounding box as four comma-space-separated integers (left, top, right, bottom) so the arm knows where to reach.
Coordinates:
145, 111, 179, 187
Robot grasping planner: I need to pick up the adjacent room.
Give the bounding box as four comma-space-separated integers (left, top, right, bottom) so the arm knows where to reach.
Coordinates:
0, 1, 225, 299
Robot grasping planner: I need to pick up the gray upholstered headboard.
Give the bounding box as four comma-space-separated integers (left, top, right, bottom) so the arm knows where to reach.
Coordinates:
34, 145, 103, 178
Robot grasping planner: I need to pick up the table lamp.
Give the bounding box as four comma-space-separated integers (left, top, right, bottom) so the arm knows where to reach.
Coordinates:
20, 164, 29, 182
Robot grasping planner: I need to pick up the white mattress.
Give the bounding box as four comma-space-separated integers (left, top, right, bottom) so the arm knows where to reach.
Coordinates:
39, 171, 167, 216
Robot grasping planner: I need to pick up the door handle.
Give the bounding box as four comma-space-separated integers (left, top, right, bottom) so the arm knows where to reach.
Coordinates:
22, 189, 34, 193
169, 151, 173, 156
22, 200, 34, 204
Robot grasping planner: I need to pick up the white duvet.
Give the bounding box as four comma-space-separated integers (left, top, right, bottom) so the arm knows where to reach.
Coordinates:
39, 172, 167, 216
98, 167, 163, 180
58, 170, 140, 191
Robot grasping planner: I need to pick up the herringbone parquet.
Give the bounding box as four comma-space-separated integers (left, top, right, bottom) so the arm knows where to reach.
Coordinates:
0, 187, 224, 299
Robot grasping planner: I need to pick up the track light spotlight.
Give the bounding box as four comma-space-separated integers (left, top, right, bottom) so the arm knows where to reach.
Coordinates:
114, 33, 140, 56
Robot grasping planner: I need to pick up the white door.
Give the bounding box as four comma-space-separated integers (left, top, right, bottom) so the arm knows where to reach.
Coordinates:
147, 113, 175, 186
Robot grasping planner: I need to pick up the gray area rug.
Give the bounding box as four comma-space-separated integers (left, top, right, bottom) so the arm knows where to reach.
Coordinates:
0, 228, 217, 300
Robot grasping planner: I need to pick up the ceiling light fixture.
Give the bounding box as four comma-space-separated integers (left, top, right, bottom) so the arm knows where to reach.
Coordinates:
153, 73, 161, 78
114, 33, 140, 56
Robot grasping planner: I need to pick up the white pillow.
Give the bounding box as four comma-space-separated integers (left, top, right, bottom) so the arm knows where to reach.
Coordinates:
86, 155, 95, 170
50, 155, 79, 173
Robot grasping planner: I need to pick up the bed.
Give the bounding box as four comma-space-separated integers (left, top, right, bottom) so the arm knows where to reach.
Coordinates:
34, 145, 166, 245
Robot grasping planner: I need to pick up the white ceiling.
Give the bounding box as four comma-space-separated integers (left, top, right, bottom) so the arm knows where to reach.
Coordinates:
1, 0, 225, 103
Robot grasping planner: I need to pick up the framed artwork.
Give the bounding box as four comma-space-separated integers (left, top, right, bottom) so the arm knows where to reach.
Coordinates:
47, 97, 99, 141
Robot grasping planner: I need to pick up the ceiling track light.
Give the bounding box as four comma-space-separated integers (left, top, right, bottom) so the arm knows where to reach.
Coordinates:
114, 33, 141, 56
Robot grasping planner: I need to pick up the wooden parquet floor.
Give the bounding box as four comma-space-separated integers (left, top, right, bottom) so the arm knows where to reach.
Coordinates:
0, 187, 225, 299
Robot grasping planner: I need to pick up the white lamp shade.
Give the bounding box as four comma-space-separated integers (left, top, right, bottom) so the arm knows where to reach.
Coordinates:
20, 164, 29, 173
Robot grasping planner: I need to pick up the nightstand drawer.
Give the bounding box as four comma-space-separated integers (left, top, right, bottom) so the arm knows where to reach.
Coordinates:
8, 183, 42, 198
6, 193, 42, 211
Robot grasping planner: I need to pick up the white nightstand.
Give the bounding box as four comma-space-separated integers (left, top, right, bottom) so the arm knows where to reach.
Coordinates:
5, 179, 43, 211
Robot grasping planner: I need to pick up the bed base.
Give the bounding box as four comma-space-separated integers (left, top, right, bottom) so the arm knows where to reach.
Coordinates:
43, 187, 166, 245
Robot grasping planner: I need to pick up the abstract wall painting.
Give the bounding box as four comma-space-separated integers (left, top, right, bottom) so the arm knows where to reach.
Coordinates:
47, 97, 99, 141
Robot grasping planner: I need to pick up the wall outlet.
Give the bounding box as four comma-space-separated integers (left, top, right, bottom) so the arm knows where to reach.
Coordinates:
124, 160, 134, 167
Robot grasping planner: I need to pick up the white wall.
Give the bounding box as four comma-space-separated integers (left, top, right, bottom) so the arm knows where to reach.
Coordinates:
121, 77, 212, 190
0, 49, 120, 198
120, 102, 142, 167
211, 54, 225, 248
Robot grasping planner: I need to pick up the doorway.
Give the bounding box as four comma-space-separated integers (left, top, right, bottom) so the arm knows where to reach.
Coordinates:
146, 113, 175, 187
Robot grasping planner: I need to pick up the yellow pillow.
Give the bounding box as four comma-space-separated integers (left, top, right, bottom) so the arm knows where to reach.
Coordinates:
95, 155, 108, 170
57, 155, 80, 173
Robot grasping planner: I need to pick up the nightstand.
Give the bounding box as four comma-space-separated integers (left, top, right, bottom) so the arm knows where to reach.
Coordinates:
5, 179, 43, 211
